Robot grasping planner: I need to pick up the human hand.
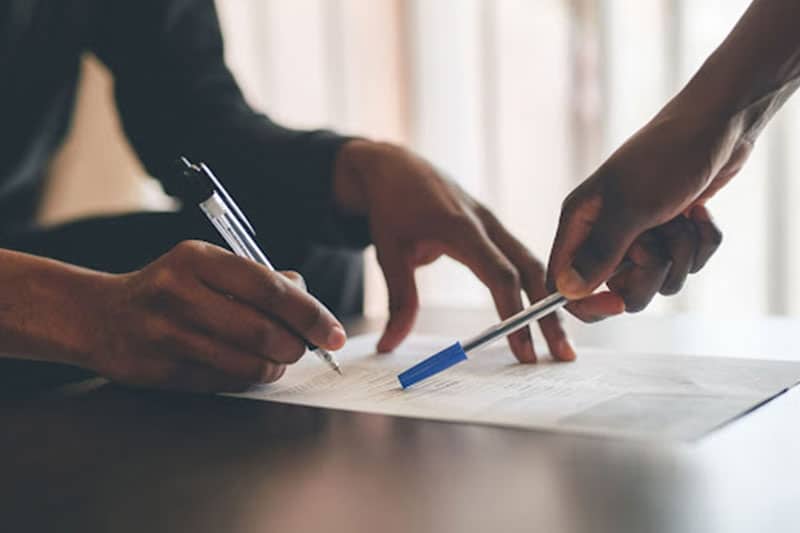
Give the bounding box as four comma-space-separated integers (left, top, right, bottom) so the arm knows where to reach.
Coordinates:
334, 140, 621, 362
83, 241, 346, 392
556, 207, 723, 320
548, 99, 747, 312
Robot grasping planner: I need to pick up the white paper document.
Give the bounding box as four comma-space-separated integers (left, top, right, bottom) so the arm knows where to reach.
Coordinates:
233, 334, 800, 440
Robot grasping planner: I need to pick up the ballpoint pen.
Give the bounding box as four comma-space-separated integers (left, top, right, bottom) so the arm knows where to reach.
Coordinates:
398, 292, 567, 388
398, 261, 634, 388
174, 156, 343, 375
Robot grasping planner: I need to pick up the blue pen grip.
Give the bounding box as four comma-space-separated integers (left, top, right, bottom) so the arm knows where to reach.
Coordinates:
397, 342, 468, 389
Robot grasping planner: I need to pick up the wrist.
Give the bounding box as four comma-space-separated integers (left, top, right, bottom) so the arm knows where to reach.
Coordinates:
0, 252, 115, 369
334, 139, 399, 217
52, 268, 119, 371
675, 47, 794, 146
659, 80, 749, 153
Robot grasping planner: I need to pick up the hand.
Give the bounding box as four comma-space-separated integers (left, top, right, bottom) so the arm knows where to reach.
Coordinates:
82, 241, 346, 392
334, 140, 621, 362
561, 207, 723, 319
548, 98, 747, 312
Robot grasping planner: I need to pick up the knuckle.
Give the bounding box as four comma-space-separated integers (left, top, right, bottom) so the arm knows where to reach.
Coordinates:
626, 303, 647, 314
709, 226, 723, 246
528, 255, 546, 274
560, 186, 597, 219
443, 212, 475, 234
284, 339, 306, 363
494, 264, 521, 292
145, 316, 174, 346
631, 239, 671, 270
255, 361, 276, 382
172, 240, 206, 261
560, 191, 580, 213
150, 265, 179, 294
262, 364, 287, 384
281, 271, 307, 291
146, 271, 192, 309
299, 304, 325, 335
519, 257, 546, 287
257, 361, 273, 382
624, 296, 650, 314
659, 280, 684, 296
262, 273, 288, 303
473, 202, 496, 223
261, 326, 306, 364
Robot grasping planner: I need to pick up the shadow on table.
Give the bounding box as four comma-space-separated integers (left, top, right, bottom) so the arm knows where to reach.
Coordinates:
0, 374, 704, 533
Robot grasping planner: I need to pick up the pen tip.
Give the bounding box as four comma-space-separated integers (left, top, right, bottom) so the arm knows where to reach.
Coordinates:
334, 365, 343, 376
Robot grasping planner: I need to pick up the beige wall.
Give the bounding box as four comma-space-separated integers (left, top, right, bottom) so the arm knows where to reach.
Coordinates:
39, 55, 173, 227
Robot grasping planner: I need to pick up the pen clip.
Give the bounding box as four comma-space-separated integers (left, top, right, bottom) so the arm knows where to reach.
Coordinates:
197, 162, 257, 238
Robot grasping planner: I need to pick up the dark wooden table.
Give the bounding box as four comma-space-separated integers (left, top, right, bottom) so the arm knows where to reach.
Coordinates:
2, 309, 799, 533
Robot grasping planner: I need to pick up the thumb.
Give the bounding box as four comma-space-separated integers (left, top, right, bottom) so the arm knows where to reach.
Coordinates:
549, 194, 640, 299
376, 247, 419, 353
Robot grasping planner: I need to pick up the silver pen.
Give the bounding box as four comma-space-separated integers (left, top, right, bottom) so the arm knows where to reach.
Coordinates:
460, 259, 634, 353
176, 157, 343, 375
398, 264, 631, 387
461, 292, 567, 353
398, 292, 568, 388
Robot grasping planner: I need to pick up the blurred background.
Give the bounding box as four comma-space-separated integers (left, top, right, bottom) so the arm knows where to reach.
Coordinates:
44, 0, 800, 319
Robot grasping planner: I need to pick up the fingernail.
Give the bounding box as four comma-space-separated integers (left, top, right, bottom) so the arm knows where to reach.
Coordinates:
327, 326, 347, 348
558, 339, 576, 361
556, 267, 589, 298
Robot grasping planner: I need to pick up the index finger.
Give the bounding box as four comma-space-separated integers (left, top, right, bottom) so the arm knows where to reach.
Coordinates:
439, 219, 536, 363
478, 209, 576, 361
189, 243, 346, 351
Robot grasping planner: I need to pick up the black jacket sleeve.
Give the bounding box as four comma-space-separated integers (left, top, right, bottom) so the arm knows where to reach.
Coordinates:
87, 0, 370, 248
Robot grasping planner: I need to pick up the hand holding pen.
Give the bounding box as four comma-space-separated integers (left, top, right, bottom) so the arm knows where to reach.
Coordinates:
175, 157, 344, 375
76, 237, 346, 393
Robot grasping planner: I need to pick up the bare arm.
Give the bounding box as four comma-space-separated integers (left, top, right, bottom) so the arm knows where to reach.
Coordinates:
0, 243, 346, 392
686, 0, 800, 143
548, 0, 800, 309
0, 250, 101, 366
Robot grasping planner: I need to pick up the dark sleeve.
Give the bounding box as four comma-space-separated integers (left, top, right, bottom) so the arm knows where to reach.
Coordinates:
87, 0, 370, 248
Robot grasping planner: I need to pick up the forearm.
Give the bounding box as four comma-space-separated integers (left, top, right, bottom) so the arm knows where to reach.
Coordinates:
677, 0, 800, 141
0, 250, 105, 367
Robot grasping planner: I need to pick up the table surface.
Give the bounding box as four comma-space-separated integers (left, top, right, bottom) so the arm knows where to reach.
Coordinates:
2, 309, 800, 533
